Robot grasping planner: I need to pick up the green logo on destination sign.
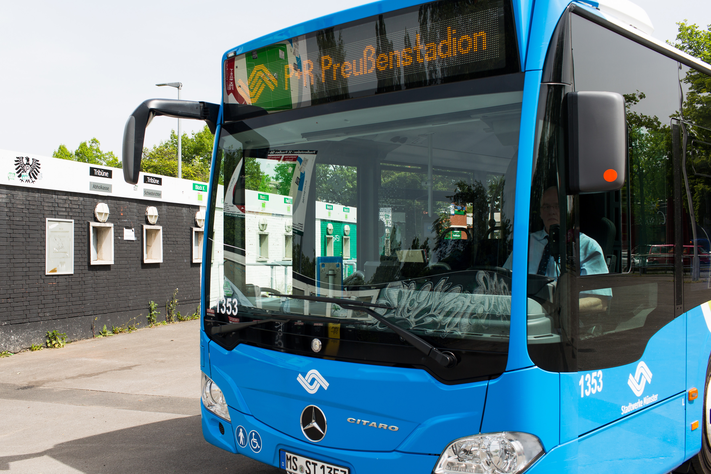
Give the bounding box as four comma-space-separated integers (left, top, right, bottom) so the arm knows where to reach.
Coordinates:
258, 193, 270, 201
193, 183, 208, 192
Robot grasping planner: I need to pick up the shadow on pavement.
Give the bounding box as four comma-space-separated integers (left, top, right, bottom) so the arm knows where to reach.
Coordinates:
0, 416, 282, 473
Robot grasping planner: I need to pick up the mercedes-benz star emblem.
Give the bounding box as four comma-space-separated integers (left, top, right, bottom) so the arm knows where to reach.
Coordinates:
300, 405, 327, 442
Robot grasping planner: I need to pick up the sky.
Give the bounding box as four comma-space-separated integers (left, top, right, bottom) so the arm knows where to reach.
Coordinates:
1, 0, 709, 160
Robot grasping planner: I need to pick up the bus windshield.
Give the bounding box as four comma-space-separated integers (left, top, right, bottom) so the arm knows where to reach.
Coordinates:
206, 75, 523, 382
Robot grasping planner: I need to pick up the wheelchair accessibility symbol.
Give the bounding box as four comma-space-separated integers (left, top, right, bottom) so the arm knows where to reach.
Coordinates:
236, 425, 248, 449
248, 430, 262, 453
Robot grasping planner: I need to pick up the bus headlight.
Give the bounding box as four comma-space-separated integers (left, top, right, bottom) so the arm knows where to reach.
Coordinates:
201, 373, 231, 422
433, 432, 543, 474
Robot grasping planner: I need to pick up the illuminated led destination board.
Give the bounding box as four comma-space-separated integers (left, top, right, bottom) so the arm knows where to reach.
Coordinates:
224, 0, 518, 116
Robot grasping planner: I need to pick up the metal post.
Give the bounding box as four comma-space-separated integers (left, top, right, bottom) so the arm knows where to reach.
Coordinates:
177, 85, 182, 179
156, 82, 183, 179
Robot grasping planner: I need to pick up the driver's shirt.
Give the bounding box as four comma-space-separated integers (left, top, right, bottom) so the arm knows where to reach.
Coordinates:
528, 229, 612, 298
528, 229, 609, 277
503, 229, 611, 297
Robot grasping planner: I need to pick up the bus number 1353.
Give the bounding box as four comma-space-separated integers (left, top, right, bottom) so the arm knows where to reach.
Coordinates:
579, 371, 603, 398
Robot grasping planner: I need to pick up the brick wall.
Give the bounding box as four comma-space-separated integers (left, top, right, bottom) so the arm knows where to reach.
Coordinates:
0, 185, 202, 352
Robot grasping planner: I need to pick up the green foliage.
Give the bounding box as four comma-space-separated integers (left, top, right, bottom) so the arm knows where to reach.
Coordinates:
30, 344, 43, 352
669, 23, 711, 234
670, 21, 711, 66
315, 164, 357, 206
670, 24, 711, 134
243, 158, 292, 194
182, 126, 215, 164
244, 157, 267, 191
165, 289, 179, 323
112, 319, 139, 334
148, 301, 159, 327
621, 91, 674, 247
178, 304, 200, 321
0, 350, 12, 358
46, 330, 67, 349
141, 126, 214, 181
53, 138, 120, 168
273, 162, 297, 196
98, 325, 112, 337
672, 23, 711, 134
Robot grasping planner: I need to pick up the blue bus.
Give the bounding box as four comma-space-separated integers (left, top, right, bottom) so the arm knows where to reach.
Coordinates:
122, 0, 711, 472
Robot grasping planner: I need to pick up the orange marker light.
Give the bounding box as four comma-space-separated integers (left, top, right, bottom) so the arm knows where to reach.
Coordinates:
689, 388, 699, 401
692, 421, 700, 431
603, 169, 618, 182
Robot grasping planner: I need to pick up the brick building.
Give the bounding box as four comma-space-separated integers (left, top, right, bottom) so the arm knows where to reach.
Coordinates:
0, 150, 206, 352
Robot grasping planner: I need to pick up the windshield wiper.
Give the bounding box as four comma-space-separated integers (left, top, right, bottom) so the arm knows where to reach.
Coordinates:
272, 293, 457, 368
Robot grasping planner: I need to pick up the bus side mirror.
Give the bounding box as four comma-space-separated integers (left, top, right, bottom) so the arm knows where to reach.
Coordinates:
566, 91, 626, 194
122, 99, 219, 185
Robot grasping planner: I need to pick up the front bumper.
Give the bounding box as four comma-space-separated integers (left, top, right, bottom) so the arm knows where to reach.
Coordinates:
202, 405, 439, 473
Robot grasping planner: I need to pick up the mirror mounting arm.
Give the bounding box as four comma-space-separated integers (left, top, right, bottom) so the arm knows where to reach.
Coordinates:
122, 99, 219, 185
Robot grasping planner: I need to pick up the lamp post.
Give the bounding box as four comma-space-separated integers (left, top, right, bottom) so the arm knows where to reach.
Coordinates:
156, 82, 183, 179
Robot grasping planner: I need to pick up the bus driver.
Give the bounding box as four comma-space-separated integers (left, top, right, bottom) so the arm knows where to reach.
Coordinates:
507, 186, 610, 313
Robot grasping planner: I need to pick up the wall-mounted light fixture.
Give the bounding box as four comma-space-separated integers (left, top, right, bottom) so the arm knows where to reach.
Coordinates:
326, 223, 334, 256
146, 206, 159, 225
258, 218, 268, 232
193, 209, 206, 263
94, 203, 110, 223
343, 224, 351, 260
195, 210, 205, 228
284, 220, 293, 261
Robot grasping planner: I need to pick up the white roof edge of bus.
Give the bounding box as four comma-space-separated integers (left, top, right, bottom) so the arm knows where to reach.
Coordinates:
575, 1, 711, 75
596, 0, 654, 36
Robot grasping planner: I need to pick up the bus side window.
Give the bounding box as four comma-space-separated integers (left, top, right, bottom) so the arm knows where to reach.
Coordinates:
562, 13, 680, 370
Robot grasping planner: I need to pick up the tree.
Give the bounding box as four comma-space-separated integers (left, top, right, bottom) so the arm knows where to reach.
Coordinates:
671, 22, 711, 131
53, 138, 120, 168
670, 23, 711, 236
315, 164, 357, 205
141, 126, 214, 182
621, 91, 672, 249
671, 21, 711, 65
273, 162, 297, 196
244, 157, 270, 192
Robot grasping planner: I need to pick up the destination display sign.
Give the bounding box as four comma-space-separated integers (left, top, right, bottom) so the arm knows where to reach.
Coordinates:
224, 0, 517, 116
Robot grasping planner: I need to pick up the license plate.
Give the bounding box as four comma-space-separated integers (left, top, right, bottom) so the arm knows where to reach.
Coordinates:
280, 450, 350, 474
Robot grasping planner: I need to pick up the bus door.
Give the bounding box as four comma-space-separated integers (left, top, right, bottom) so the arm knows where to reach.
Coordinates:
529, 10, 689, 470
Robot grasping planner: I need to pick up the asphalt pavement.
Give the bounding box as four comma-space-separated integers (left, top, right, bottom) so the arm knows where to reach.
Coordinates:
0, 320, 282, 474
